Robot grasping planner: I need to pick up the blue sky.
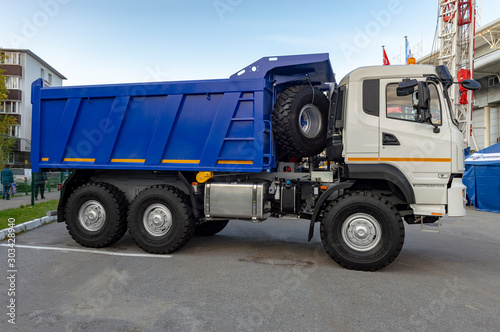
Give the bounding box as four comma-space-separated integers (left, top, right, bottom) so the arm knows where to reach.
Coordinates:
1, 0, 499, 85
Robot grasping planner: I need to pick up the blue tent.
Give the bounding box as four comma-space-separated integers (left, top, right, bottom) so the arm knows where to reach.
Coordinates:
463, 142, 500, 213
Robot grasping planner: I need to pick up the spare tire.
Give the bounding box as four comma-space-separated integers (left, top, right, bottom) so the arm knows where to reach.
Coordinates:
272, 85, 329, 159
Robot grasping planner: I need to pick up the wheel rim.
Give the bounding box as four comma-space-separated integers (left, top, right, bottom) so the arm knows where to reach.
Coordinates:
299, 104, 322, 138
341, 213, 382, 252
143, 203, 173, 236
78, 200, 106, 232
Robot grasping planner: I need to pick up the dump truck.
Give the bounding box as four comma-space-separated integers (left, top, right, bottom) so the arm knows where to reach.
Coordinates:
31, 53, 477, 270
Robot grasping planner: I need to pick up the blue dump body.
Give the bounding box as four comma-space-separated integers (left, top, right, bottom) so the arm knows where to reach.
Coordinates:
31, 54, 334, 173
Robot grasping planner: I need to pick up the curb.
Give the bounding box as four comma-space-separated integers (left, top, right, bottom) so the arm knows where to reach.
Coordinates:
0, 210, 57, 240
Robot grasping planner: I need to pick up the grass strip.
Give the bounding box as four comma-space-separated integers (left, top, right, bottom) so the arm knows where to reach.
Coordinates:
0, 200, 59, 230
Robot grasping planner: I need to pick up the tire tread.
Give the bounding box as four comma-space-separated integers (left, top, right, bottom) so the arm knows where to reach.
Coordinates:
320, 191, 404, 271
128, 185, 194, 254
272, 85, 329, 159
65, 182, 128, 248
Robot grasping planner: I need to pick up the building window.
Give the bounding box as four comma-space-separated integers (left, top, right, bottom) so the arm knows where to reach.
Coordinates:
488, 76, 499, 88
5, 76, 19, 89
3, 102, 11, 113
8, 125, 19, 138
41, 68, 45, 80
1, 101, 19, 114
48, 73, 52, 85
1, 52, 19, 64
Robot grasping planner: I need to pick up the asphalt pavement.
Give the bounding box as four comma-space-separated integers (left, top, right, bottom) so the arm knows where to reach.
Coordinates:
0, 206, 499, 331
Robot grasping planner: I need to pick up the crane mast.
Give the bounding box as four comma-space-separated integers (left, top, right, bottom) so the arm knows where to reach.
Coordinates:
438, 0, 476, 146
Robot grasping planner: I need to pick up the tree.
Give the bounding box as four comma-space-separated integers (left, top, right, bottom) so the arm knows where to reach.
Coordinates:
0, 52, 8, 101
0, 52, 18, 164
0, 116, 18, 163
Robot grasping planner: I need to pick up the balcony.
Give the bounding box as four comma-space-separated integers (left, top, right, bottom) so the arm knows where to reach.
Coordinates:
7, 89, 22, 101
0, 64, 22, 77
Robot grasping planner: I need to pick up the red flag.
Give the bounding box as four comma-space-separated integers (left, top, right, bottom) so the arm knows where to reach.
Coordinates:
383, 47, 390, 66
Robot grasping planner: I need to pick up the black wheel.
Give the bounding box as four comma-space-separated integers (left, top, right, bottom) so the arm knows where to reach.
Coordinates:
128, 185, 194, 254
65, 183, 128, 248
194, 220, 229, 236
272, 85, 329, 159
320, 192, 405, 271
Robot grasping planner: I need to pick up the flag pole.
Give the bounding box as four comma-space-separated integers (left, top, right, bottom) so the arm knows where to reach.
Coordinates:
404, 35, 408, 64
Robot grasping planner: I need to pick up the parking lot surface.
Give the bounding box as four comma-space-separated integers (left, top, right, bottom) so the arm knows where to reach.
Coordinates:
1, 207, 499, 331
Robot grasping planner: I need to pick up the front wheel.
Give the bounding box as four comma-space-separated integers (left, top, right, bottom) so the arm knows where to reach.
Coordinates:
128, 185, 195, 254
320, 192, 404, 271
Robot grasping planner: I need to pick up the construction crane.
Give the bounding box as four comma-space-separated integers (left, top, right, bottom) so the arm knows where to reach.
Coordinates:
438, 0, 476, 147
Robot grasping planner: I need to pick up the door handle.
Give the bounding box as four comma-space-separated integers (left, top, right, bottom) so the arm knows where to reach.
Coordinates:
383, 132, 400, 146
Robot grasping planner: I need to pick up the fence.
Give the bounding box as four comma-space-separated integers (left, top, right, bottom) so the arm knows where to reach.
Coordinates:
2, 171, 71, 197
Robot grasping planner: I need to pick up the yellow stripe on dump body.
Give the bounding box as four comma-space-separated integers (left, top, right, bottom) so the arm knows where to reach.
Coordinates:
217, 160, 253, 165
64, 158, 95, 162
162, 160, 200, 164
111, 159, 146, 163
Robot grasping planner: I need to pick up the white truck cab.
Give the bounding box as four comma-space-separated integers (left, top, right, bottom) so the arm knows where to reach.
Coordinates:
330, 65, 467, 221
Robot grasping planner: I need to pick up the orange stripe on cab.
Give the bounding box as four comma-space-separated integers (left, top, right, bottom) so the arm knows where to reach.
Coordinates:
348, 157, 451, 163
380, 158, 451, 162
347, 157, 379, 162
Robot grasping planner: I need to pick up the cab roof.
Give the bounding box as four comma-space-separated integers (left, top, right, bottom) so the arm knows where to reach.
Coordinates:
339, 64, 438, 86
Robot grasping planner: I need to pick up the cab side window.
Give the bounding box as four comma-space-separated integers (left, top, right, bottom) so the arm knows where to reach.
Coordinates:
386, 84, 416, 122
386, 83, 441, 125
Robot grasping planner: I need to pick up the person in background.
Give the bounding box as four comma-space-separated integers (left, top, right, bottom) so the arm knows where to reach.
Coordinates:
1, 164, 14, 200
34, 171, 47, 200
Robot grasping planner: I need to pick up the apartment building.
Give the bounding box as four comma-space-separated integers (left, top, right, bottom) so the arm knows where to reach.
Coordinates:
1, 49, 66, 167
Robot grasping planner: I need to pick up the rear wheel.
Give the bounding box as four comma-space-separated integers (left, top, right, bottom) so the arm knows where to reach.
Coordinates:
65, 183, 128, 248
320, 192, 404, 271
128, 185, 194, 254
194, 220, 229, 236
273, 85, 329, 159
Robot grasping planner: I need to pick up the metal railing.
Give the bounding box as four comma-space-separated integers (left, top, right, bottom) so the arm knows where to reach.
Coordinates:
3, 171, 71, 204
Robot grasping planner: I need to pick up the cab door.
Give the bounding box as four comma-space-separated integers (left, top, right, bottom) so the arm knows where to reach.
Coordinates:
378, 79, 452, 205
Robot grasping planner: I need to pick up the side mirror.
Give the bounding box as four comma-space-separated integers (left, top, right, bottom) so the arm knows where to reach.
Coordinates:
436, 65, 453, 82
417, 82, 440, 133
397, 86, 415, 96
397, 78, 418, 96
422, 109, 432, 122
460, 79, 480, 91
417, 81, 430, 111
